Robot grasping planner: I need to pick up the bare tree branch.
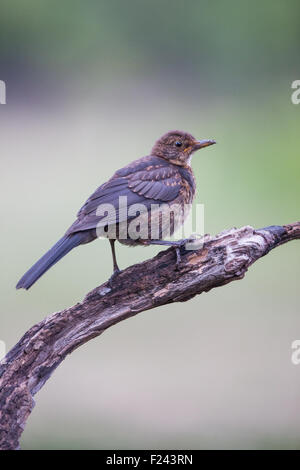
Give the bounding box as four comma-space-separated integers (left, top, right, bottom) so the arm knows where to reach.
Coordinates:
0, 222, 299, 450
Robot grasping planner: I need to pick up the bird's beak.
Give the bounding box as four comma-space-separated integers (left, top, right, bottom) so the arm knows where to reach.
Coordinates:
193, 139, 216, 150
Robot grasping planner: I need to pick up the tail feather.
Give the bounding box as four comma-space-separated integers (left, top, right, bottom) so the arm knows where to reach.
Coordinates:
16, 233, 85, 290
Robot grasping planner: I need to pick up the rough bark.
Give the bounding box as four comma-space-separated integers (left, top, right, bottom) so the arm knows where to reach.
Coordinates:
0, 222, 299, 450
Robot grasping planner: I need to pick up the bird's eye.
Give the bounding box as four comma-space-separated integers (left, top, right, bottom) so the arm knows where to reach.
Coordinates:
175, 141, 182, 147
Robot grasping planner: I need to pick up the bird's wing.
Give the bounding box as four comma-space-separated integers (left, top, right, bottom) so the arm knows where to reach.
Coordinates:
66, 157, 182, 234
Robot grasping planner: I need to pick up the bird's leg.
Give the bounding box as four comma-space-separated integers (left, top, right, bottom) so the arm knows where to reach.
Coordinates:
110, 239, 120, 272
145, 239, 190, 269
108, 239, 121, 287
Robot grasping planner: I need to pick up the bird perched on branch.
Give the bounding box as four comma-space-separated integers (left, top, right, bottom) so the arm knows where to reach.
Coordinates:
16, 130, 215, 289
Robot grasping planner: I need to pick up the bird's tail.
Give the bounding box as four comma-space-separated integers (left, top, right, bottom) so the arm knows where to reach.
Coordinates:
16, 232, 85, 290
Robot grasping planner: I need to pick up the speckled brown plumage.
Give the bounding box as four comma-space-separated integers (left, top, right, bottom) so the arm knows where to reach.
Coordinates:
16, 131, 215, 289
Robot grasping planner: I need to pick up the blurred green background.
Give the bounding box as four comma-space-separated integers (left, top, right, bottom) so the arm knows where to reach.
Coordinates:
0, 0, 299, 449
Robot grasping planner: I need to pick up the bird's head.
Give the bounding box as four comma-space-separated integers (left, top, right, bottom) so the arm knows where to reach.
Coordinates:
151, 130, 216, 166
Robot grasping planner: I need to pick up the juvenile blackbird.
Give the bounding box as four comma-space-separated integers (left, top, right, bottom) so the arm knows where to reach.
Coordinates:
16, 130, 215, 289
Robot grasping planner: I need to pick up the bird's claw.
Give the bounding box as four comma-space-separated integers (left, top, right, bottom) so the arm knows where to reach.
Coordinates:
174, 239, 189, 270
175, 246, 182, 270
108, 268, 121, 288
174, 238, 196, 270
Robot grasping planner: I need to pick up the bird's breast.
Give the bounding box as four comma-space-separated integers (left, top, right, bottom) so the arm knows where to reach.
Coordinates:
178, 166, 196, 205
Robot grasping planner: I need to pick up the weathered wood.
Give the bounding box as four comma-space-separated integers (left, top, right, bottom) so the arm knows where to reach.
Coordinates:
0, 222, 299, 450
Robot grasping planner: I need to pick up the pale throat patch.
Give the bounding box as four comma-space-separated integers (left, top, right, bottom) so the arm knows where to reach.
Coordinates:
186, 154, 194, 166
